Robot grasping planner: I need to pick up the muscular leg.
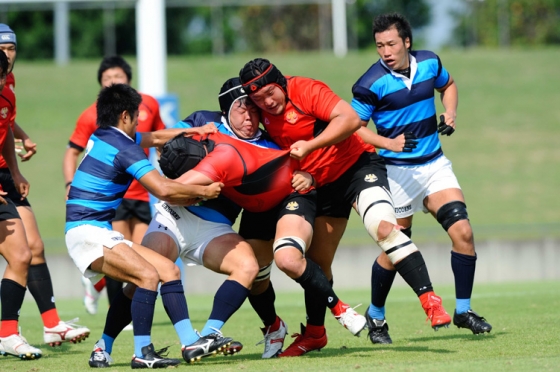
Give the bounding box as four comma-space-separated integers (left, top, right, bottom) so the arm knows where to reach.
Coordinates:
0, 218, 31, 338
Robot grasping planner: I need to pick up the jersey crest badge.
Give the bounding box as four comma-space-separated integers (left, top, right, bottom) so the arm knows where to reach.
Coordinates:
285, 201, 299, 211
138, 110, 148, 121
285, 110, 298, 124
0, 107, 7, 119
364, 174, 378, 183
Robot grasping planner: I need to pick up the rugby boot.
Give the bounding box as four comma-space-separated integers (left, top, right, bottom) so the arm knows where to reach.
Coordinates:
223, 341, 243, 356
82, 276, 101, 315
453, 309, 492, 334
331, 301, 367, 336
420, 292, 451, 330
256, 316, 287, 358
0, 333, 42, 360
88, 339, 113, 368
131, 344, 180, 369
364, 311, 392, 344
44, 318, 90, 346
279, 323, 327, 357
182, 330, 233, 363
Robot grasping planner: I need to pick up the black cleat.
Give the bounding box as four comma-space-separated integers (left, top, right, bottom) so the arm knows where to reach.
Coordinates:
130, 344, 181, 369
364, 311, 392, 344
453, 309, 492, 334
182, 331, 233, 363
223, 341, 243, 356
89, 339, 113, 368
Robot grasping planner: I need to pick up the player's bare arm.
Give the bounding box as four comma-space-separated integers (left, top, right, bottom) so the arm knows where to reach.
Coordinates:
12, 121, 37, 161
139, 123, 217, 149
2, 126, 29, 198
139, 169, 222, 204
290, 100, 360, 160
356, 121, 418, 153
436, 74, 458, 128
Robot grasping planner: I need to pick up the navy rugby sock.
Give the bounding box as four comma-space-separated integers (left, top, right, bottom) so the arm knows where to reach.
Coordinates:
200, 280, 249, 336
369, 259, 396, 320
451, 251, 477, 314
131, 287, 157, 357
160, 280, 197, 345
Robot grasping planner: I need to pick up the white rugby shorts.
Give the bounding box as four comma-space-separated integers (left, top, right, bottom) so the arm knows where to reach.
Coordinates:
145, 202, 235, 266
387, 155, 461, 218
66, 224, 133, 283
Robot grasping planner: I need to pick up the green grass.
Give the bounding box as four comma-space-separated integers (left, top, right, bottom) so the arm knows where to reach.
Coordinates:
11, 48, 560, 254
2, 281, 559, 371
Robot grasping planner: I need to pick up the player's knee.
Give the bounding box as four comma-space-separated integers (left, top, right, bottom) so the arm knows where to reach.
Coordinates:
240, 256, 259, 283
436, 201, 469, 232
273, 236, 306, 276
378, 228, 419, 264
356, 186, 397, 241
27, 238, 45, 256
139, 266, 160, 289
13, 249, 32, 271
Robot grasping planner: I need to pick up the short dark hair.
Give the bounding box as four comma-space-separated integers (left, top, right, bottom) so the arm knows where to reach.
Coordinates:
97, 55, 132, 85
373, 13, 413, 50
0, 50, 8, 78
96, 84, 141, 129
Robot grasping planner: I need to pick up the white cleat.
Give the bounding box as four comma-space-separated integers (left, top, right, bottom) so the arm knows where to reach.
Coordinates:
44, 318, 90, 347
333, 303, 367, 336
82, 276, 100, 315
256, 317, 287, 358
0, 333, 42, 360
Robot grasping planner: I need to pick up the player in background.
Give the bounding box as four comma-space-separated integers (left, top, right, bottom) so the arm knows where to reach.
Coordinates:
67, 83, 223, 368
239, 58, 451, 356
0, 23, 90, 350
351, 13, 491, 343
62, 56, 165, 316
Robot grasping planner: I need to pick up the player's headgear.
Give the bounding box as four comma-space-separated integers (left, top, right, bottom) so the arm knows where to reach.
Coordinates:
159, 134, 216, 179
239, 58, 287, 94
219, 77, 247, 124
0, 24, 16, 48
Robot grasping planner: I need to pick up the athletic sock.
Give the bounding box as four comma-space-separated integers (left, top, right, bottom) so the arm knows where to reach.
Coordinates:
27, 263, 60, 327
200, 280, 249, 336
248, 281, 278, 327
370, 259, 396, 319
295, 258, 339, 309
100, 289, 132, 354
394, 251, 433, 297
131, 287, 157, 357
160, 280, 198, 345
105, 277, 124, 305
305, 278, 333, 326
451, 251, 477, 314
0, 279, 26, 337
94, 277, 106, 292
305, 323, 325, 337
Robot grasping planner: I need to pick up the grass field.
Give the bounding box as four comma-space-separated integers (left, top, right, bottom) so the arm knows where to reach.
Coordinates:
10, 48, 560, 253
1, 281, 559, 371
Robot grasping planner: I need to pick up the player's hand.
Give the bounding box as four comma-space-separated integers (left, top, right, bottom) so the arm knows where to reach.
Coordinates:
189, 123, 218, 136
16, 138, 37, 162
11, 172, 29, 199
390, 132, 418, 152
289, 140, 314, 160
292, 171, 314, 192
437, 114, 455, 136
203, 182, 223, 199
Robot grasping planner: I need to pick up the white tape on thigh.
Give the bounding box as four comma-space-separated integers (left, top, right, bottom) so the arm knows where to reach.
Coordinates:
255, 261, 273, 282
378, 228, 418, 263
356, 186, 397, 239
273, 236, 306, 254
356, 187, 417, 263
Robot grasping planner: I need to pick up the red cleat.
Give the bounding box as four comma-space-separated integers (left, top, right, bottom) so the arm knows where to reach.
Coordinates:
420, 292, 451, 330
279, 324, 327, 357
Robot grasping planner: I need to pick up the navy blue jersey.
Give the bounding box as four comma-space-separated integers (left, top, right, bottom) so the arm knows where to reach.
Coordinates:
66, 127, 155, 232
171, 110, 279, 224
352, 50, 450, 166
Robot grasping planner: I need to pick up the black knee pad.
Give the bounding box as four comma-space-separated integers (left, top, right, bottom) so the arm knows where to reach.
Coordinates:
436, 201, 469, 232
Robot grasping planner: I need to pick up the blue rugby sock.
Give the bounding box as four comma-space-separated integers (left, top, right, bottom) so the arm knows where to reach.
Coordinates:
367, 304, 386, 320
370, 259, 396, 309
451, 251, 477, 313
455, 299, 471, 314
131, 287, 157, 357
160, 280, 198, 345
101, 334, 115, 354
200, 280, 248, 336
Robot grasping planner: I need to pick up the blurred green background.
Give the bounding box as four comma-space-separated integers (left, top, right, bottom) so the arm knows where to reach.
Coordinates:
13, 48, 560, 254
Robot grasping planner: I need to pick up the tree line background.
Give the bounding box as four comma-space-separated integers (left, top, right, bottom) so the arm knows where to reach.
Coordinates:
1, 0, 559, 61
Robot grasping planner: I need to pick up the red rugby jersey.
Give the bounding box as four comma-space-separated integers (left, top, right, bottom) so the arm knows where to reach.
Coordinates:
68, 93, 165, 201
0, 73, 17, 169
260, 76, 374, 187
192, 132, 301, 212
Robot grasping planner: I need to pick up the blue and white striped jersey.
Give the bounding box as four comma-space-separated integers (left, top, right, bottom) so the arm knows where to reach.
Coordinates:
65, 127, 155, 232
352, 50, 450, 166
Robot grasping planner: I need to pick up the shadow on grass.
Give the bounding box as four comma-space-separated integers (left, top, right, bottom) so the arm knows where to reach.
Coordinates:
406, 331, 500, 343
